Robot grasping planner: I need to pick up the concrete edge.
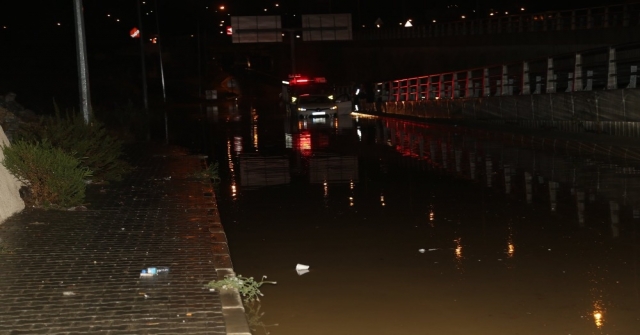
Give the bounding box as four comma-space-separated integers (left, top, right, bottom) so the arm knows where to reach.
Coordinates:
0, 124, 25, 225
201, 159, 252, 335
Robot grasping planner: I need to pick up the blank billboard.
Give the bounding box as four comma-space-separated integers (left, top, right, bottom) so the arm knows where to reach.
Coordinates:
302, 14, 352, 41
231, 16, 282, 43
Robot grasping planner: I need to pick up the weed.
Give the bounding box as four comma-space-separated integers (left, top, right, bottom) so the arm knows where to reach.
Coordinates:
191, 161, 221, 183
207, 275, 276, 302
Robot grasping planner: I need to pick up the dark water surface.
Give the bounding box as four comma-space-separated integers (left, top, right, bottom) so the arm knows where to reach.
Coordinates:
178, 97, 640, 335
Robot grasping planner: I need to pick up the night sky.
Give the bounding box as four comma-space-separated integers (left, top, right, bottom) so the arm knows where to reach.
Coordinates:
1, 0, 615, 46
0, 0, 618, 110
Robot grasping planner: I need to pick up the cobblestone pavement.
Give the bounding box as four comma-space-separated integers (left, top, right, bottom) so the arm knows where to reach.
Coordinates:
0, 145, 229, 335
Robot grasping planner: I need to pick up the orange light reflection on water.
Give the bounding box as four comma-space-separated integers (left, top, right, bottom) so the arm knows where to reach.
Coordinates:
593, 301, 605, 329
226, 139, 237, 201
453, 237, 464, 271
454, 238, 463, 260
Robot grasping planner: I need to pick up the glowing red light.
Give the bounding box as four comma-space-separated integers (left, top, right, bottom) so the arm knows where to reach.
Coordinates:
129, 27, 140, 38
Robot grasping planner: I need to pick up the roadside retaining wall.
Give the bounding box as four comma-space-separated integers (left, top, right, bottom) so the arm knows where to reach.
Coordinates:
379, 88, 640, 137
0, 125, 24, 224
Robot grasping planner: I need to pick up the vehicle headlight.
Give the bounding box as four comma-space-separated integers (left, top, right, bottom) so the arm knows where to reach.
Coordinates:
298, 107, 307, 111
330, 105, 338, 110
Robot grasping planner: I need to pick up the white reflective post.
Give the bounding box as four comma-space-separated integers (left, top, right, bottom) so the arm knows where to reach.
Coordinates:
607, 47, 617, 90
546, 57, 556, 93
574, 53, 583, 91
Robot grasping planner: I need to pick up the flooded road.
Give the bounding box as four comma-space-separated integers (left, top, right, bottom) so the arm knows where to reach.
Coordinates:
195, 97, 640, 335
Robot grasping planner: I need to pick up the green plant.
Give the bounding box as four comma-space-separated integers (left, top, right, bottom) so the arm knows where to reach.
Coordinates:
18, 102, 131, 182
191, 161, 221, 183
2, 140, 92, 208
207, 275, 276, 302
208, 162, 221, 183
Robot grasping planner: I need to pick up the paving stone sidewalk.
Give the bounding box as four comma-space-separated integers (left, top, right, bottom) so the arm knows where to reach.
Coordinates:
0, 145, 239, 335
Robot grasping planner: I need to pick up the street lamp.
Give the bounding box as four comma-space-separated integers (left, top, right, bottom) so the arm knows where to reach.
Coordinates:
72, 0, 91, 124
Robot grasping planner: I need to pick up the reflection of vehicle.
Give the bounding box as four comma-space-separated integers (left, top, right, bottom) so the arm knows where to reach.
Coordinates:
296, 94, 337, 118
282, 75, 352, 118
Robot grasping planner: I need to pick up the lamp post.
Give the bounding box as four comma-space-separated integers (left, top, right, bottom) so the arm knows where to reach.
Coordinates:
154, 0, 169, 143
135, 0, 150, 140
136, 0, 149, 111
72, 0, 91, 124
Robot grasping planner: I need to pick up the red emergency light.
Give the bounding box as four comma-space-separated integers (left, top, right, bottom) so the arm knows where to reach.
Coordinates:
288, 75, 327, 85
290, 77, 310, 85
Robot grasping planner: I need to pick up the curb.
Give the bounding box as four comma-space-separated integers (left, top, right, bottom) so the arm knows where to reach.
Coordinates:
200, 158, 252, 335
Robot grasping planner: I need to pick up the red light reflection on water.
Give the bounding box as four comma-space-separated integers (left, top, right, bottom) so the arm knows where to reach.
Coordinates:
295, 131, 312, 156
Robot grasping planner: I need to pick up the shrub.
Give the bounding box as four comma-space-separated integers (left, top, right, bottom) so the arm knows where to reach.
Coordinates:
191, 161, 221, 183
18, 103, 132, 182
1, 140, 92, 208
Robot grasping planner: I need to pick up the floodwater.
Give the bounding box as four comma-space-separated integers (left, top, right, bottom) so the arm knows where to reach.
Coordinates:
188, 96, 640, 335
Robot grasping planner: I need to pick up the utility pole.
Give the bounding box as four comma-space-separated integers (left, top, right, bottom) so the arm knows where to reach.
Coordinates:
136, 0, 150, 140
154, 0, 169, 143
197, 15, 202, 98
154, 0, 167, 104
136, 0, 149, 111
72, 0, 91, 124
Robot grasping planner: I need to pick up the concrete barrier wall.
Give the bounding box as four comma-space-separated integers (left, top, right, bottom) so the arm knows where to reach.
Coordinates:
380, 88, 640, 137
0, 125, 24, 224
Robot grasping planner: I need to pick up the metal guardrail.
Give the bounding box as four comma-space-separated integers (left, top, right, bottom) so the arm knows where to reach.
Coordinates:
376, 42, 640, 101
367, 38, 640, 137
354, 3, 640, 40
376, 41, 640, 102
